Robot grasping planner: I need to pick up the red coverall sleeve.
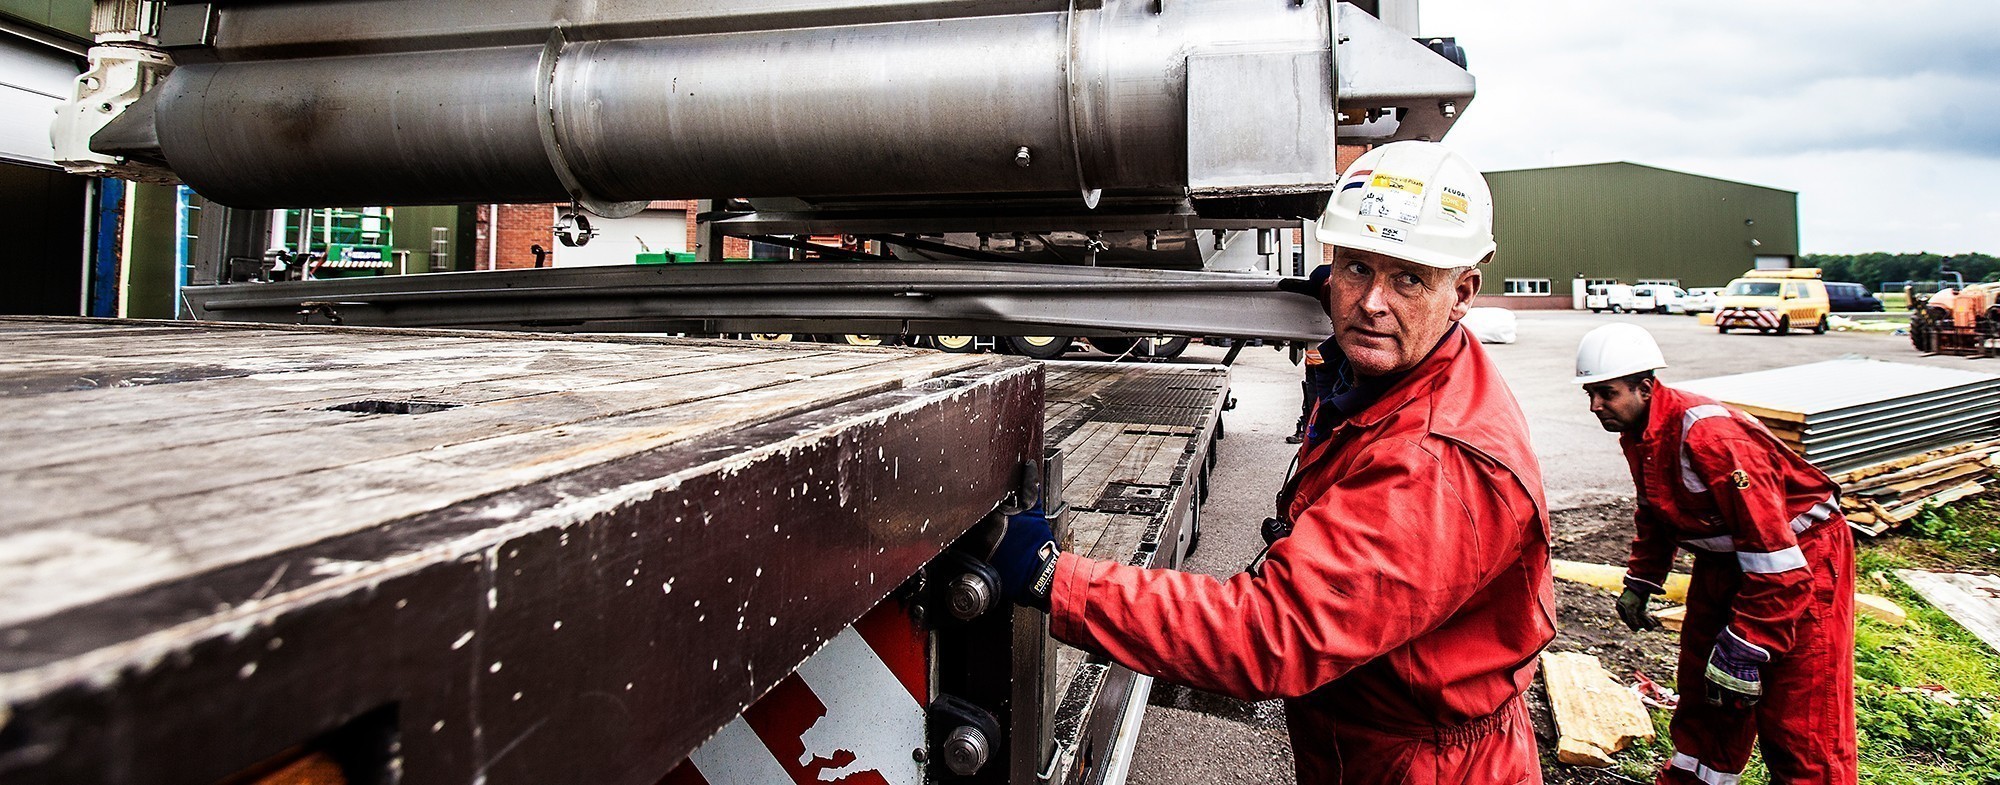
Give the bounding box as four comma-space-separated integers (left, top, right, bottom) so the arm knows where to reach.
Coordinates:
1686, 425, 1815, 660
1623, 505, 1678, 594
1048, 438, 1533, 702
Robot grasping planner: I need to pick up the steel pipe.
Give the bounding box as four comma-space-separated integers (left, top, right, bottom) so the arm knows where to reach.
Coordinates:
140, 0, 1348, 211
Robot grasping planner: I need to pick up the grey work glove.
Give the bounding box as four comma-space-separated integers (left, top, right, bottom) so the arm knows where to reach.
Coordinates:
1616, 587, 1660, 632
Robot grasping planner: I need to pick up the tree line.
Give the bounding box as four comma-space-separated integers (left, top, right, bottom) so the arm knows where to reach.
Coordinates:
1801, 253, 2000, 291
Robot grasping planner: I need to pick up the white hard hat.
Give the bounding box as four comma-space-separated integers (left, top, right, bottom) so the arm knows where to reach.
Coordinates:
1315, 141, 1496, 269
1574, 323, 1667, 384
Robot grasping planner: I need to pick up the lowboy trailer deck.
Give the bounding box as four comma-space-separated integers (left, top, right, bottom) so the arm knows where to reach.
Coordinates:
0, 317, 1231, 785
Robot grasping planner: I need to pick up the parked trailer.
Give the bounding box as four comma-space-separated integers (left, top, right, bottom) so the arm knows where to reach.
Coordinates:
0, 317, 1229, 785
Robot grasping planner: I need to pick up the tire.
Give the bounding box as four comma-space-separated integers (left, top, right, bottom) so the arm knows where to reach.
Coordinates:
1717, 324, 1729, 334
1005, 336, 1071, 360
929, 335, 979, 353
1145, 336, 1192, 359
1086, 336, 1137, 356
1813, 316, 1829, 335
747, 333, 794, 342
1610, 305, 1623, 314
841, 334, 887, 347
1590, 308, 1603, 314
1775, 315, 1791, 336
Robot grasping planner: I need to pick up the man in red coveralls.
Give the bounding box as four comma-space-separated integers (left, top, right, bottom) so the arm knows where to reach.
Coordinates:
1574, 323, 1857, 784
986, 141, 1557, 784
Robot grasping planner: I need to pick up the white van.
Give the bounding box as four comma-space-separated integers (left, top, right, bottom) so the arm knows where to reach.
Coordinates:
1585, 284, 1656, 313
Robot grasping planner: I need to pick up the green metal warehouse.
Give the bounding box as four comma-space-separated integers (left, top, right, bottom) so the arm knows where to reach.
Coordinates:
1477, 162, 1800, 309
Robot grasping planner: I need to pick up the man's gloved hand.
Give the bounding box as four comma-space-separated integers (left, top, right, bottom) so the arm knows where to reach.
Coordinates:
985, 504, 1058, 611
1616, 587, 1659, 632
1704, 631, 1768, 709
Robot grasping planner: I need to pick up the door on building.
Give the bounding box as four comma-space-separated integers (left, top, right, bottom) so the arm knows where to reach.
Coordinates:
1, 30, 89, 315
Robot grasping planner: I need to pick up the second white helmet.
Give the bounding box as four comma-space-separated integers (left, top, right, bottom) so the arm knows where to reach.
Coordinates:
1315, 141, 1496, 269
1574, 323, 1667, 384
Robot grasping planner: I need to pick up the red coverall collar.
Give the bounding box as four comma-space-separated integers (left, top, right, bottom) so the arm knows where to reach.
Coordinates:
1622, 381, 1684, 450
1340, 323, 1469, 430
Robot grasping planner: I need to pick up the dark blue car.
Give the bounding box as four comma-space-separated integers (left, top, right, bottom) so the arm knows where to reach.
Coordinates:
1825, 282, 1883, 313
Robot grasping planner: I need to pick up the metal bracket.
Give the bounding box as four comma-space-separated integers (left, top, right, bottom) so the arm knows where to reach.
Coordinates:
535, 29, 647, 219
553, 205, 596, 247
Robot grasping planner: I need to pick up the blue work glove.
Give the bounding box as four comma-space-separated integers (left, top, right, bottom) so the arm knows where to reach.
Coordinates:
986, 504, 1059, 611
1704, 630, 1768, 709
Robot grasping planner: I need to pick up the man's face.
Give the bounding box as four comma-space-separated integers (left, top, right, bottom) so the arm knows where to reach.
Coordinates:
1583, 378, 1653, 433
1324, 248, 1479, 376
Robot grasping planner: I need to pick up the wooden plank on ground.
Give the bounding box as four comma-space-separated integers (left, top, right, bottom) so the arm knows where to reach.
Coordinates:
1541, 651, 1656, 767
1896, 570, 2000, 654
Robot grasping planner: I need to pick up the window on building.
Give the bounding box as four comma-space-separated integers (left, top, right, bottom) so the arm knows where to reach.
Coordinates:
1638, 278, 1681, 287
1504, 278, 1552, 296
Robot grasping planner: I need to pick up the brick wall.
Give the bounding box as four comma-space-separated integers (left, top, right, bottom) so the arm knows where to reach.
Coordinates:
470, 204, 561, 270
470, 200, 736, 268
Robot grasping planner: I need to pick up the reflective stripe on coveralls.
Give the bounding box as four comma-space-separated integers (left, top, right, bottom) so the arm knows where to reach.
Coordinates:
1670, 752, 1741, 785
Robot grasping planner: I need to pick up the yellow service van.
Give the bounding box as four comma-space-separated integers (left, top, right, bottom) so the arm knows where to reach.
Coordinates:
1713, 268, 1831, 335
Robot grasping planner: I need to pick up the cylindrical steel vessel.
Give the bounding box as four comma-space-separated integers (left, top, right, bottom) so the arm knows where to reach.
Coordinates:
147, 0, 1335, 211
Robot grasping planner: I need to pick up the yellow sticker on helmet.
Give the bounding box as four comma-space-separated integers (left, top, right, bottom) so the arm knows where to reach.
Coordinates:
1359, 174, 1426, 227
1439, 187, 1471, 225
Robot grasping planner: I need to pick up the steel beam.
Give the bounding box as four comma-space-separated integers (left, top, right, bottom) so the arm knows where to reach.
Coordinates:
185, 262, 1333, 341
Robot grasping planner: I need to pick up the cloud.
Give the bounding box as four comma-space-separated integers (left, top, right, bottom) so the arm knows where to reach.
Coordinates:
1422, 0, 2000, 253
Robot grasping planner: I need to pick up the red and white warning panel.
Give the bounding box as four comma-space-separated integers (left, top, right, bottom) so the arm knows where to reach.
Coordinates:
663, 601, 930, 785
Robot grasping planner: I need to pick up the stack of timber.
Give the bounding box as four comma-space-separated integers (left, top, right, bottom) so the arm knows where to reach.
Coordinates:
1678, 360, 2000, 534
1832, 440, 2000, 534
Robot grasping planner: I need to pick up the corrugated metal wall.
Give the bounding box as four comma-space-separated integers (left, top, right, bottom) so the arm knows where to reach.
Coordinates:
1482, 162, 1800, 297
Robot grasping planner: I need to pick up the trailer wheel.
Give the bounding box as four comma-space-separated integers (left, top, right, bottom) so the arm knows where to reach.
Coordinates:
929, 335, 979, 353
748, 333, 794, 342
1146, 336, 1192, 359
1085, 336, 1137, 356
1005, 336, 1070, 360
841, 335, 888, 347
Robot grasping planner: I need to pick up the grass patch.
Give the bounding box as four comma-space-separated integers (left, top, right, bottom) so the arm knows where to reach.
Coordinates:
1605, 509, 2000, 782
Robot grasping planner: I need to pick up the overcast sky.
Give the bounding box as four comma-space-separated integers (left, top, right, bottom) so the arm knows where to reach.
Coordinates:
1419, 0, 2000, 255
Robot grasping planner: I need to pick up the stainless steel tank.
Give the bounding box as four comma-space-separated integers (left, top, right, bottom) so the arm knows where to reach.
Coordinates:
98, 0, 1469, 216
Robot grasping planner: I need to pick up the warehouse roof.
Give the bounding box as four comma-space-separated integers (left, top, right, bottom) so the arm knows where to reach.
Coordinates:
1483, 161, 1797, 196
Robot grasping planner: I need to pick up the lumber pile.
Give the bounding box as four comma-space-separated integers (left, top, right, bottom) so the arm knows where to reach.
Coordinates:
1541, 651, 1656, 767
1833, 440, 2000, 534
1679, 360, 2000, 534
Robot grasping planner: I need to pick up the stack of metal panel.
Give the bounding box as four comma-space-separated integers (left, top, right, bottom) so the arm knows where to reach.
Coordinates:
1679, 359, 2000, 472
1679, 360, 2000, 533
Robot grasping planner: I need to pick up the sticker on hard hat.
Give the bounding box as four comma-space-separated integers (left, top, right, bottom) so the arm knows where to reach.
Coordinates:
1358, 174, 1425, 226
1370, 224, 1407, 243
1439, 188, 1471, 225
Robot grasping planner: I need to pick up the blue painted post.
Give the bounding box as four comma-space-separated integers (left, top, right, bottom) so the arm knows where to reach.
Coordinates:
87, 179, 126, 318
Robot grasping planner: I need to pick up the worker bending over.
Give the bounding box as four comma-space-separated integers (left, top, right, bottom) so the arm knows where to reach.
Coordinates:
1575, 323, 1856, 784
990, 141, 1556, 784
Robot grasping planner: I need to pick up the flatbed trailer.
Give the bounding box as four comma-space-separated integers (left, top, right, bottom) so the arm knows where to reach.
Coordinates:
0, 318, 1230, 785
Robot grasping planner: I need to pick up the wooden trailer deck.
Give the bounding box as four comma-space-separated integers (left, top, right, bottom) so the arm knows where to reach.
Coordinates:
0, 318, 1041, 785
1039, 362, 1229, 785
